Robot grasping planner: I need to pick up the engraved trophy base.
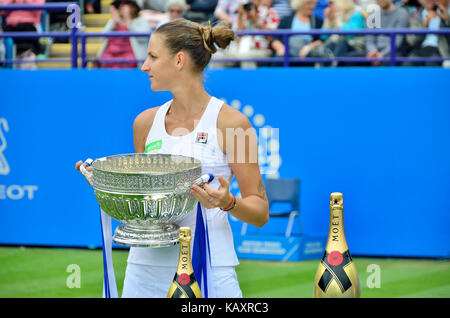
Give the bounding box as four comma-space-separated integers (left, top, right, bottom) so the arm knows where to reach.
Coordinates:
112, 224, 180, 248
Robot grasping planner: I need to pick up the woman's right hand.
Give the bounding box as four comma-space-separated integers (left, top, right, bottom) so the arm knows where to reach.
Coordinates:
110, 5, 120, 24
75, 160, 93, 185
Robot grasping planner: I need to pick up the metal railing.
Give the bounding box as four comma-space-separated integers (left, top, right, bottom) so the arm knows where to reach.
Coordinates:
1, 3, 450, 68
0, 3, 80, 68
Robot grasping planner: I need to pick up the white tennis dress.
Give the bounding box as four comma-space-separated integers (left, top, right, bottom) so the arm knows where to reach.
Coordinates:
122, 96, 242, 298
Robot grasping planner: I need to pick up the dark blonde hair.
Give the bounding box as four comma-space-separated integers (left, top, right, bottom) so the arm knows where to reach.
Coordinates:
155, 19, 235, 73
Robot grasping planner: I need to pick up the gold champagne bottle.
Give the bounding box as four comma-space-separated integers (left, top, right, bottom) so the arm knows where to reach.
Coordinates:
167, 227, 202, 298
313, 192, 360, 298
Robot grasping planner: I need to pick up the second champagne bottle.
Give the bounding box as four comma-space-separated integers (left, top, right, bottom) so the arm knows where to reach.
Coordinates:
167, 227, 202, 298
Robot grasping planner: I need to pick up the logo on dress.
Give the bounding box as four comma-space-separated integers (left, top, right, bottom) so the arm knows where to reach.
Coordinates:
196, 132, 208, 144
145, 139, 162, 153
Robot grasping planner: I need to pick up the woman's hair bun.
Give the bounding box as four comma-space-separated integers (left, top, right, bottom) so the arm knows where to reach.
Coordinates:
155, 18, 235, 72
198, 22, 235, 54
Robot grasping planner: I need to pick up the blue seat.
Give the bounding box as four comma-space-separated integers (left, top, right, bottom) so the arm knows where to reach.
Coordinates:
266, 178, 301, 237
241, 178, 302, 237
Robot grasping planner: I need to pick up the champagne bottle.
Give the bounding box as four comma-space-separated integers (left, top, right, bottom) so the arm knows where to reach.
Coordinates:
168, 227, 202, 298
313, 192, 360, 298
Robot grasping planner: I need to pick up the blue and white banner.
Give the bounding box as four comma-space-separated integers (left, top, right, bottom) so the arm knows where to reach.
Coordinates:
1, 68, 449, 258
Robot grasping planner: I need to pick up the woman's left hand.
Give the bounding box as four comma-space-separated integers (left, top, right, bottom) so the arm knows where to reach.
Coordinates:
190, 174, 234, 210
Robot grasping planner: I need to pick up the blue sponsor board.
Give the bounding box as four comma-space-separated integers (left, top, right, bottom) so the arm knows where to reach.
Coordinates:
1, 68, 449, 258
233, 234, 327, 262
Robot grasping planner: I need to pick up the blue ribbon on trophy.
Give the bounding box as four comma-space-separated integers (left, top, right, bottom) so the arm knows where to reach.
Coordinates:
100, 208, 119, 298
192, 175, 215, 297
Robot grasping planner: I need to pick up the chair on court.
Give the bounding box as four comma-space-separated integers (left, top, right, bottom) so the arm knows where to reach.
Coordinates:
241, 178, 302, 237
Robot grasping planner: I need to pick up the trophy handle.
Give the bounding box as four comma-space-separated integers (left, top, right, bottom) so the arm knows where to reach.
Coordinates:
195, 173, 214, 188
79, 158, 94, 186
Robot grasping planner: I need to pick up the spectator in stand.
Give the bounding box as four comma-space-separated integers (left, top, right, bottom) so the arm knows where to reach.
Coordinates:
353, 0, 377, 11
399, 0, 426, 57
211, 0, 280, 68
319, 0, 366, 59
142, 0, 166, 11
214, 0, 241, 27
271, 0, 293, 18
270, 0, 328, 26
242, 0, 280, 58
97, 0, 151, 69
85, 0, 99, 14
314, 0, 330, 18
271, 0, 324, 59
365, 0, 409, 65
1, 0, 45, 65
140, 0, 172, 28
156, 0, 187, 28
438, 0, 450, 55
405, 0, 449, 65
184, 0, 219, 23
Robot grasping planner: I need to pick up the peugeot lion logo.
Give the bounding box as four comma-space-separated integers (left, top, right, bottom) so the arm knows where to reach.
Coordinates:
0, 118, 9, 176
0, 118, 39, 200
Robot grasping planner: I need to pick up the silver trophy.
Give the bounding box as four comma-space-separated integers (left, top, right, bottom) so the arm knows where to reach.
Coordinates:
80, 153, 212, 248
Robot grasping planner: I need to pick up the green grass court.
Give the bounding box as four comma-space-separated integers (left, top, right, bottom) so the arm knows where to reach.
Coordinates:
0, 246, 448, 298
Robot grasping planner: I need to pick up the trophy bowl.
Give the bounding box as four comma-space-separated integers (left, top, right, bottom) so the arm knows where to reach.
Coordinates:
81, 153, 208, 248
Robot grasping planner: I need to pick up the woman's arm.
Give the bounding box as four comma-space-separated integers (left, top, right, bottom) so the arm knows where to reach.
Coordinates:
133, 107, 158, 153
128, 16, 151, 32
191, 105, 269, 228
221, 106, 269, 227
102, 18, 116, 32
214, 0, 233, 26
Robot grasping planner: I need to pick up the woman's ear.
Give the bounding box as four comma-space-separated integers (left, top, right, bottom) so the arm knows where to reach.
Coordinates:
175, 51, 187, 71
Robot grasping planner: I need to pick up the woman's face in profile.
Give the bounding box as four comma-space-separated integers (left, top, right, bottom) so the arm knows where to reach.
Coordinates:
141, 33, 176, 92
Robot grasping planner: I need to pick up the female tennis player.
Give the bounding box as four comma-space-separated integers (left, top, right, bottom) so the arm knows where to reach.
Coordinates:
76, 18, 269, 298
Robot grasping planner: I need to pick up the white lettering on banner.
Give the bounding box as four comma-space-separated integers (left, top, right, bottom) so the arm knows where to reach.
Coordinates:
0, 118, 9, 175
304, 241, 324, 255
0, 118, 39, 201
237, 240, 286, 255
0, 185, 39, 200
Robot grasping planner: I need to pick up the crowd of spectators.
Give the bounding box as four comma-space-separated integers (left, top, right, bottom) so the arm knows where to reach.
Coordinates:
97, 0, 151, 68
0, 0, 45, 69
211, 0, 281, 68
0, 0, 449, 68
